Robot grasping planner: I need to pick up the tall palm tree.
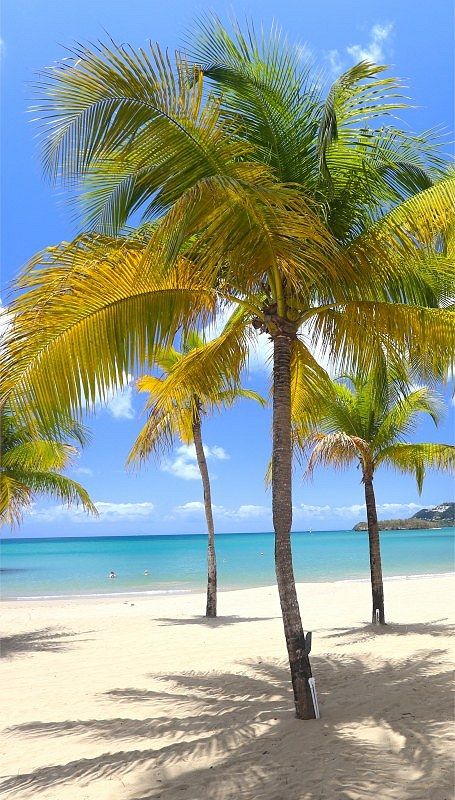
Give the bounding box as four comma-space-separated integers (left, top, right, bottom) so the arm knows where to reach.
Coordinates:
297, 374, 455, 624
0, 406, 96, 526
128, 330, 265, 617
3, 25, 454, 717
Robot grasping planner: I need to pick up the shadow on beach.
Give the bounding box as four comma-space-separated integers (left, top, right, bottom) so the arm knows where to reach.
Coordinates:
323, 618, 455, 645
2, 648, 452, 799
0, 627, 91, 659
154, 615, 278, 627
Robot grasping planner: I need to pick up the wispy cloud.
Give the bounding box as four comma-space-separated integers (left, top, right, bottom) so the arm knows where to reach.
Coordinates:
347, 23, 394, 64
326, 22, 394, 78
294, 501, 424, 520
226, 504, 270, 519
162, 444, 229, 481
173, 501, 223, 515
72, 467, 94, 477
93, 373, 135, 420
173, 501, 270, 519
30, 501, 155, 523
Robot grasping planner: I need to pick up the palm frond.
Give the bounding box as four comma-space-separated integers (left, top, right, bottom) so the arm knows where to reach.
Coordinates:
304, 432, 371, 478
191, 16, 322, 186
376, 443, 455, 493
3, 234, 217, 428
0, 475, 32, 528
319, 61, 406, 181
2, 440, 77, 472
372, 387, 445, 451
307, 300, 454, 381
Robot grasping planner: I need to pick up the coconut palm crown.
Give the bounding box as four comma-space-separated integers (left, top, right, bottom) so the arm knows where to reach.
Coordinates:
297, 373, 455, 624
128, 328, 265, 617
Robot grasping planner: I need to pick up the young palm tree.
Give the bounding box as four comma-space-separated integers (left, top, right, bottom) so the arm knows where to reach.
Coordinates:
298, 375, 455, 624
3, 25, 455, 717
0, 406, 96, 526
128, 330, 265, 617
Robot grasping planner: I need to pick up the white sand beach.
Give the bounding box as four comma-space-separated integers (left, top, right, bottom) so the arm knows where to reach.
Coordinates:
1, 574, 454, 800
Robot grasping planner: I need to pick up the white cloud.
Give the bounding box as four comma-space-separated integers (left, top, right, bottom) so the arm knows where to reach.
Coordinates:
210, 445, 229, 461
30, 501, 155, 523
226, 504, 270, 519
105, 384, 134, 419
327, 49, 343, 76
72, 467, 94, 477
294, 504, 332, 519
174, 501, 218, 515
376, 502, 424, 515
293, 501, 424, 520
326, 22, 393, 78
92, 373, 135, 420
173, 501, 270, 520
347, 23, 393, 65
162, 443, 229, 481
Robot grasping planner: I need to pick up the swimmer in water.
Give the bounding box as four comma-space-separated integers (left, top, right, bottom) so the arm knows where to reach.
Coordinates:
108, 570, 116, 579
144, 570, 149, 576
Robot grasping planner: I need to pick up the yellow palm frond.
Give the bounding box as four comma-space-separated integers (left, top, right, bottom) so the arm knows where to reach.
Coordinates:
0, 475, 32, 527
3, 235, 217, 429
307, 300, 454, 381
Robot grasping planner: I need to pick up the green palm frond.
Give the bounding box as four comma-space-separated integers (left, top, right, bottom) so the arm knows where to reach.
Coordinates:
2, 440, 77, 472
318, 61, 406, 180
372, 387, 444, 451
377, 443, 455, 493
295, 369, 453, 496
191, 16, 322, 186
36, 41, 249, 198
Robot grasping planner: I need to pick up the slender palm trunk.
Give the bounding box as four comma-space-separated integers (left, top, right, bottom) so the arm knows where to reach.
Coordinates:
272, 332, 315, 719
363, 475, 385, 624
193, 414, 217, 618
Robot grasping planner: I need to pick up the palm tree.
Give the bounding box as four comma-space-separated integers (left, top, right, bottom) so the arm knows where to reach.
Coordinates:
298, 374, 455, 624
0, 406, 97, 526
3, 24, 455, 717
128, 330, 265, 617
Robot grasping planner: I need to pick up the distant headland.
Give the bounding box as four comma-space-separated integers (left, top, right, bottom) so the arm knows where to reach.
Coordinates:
353, 502, 455, 531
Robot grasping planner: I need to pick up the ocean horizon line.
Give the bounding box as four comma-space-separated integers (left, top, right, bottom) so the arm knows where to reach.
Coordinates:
2, 525, 452, 543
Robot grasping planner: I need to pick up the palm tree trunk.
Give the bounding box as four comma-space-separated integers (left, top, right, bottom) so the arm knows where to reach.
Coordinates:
363, 475, 385, 624
272, 332, 315, 719
193, 414, 217, 618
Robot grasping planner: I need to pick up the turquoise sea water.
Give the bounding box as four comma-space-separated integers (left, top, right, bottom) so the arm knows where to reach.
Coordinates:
1, 528, 453, 599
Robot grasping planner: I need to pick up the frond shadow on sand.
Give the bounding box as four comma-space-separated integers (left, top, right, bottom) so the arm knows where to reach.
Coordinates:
2, 648, 452, 799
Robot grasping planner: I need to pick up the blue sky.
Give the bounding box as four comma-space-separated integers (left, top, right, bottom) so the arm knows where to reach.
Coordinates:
1, 0, 454, 537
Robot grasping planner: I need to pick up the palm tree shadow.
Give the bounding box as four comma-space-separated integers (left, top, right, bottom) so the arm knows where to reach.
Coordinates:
2, 650, 452, 799
1, 627, 92, 659
154, 615, 277, 627
324, 619, 455, 645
